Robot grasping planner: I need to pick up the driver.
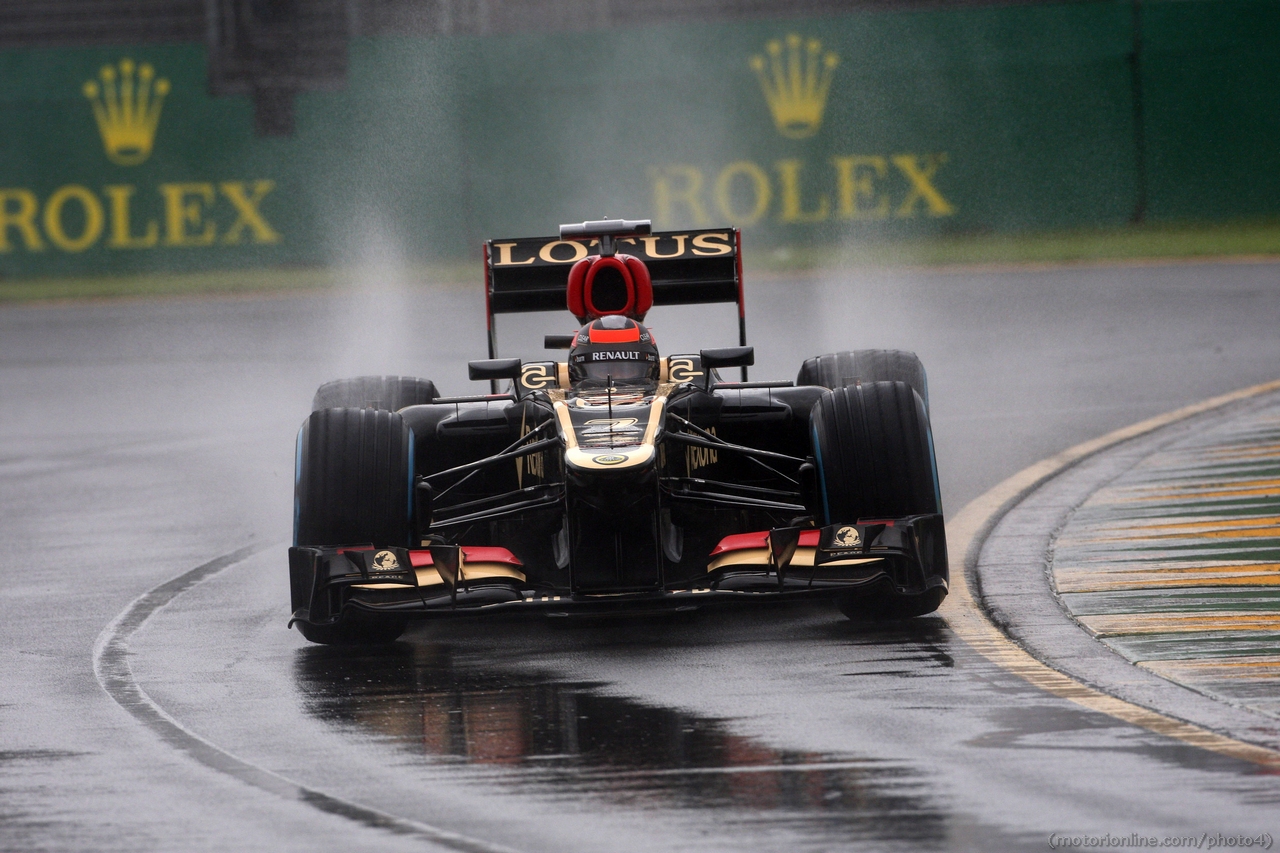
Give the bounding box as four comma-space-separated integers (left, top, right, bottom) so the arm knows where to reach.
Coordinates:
567, 315, 659, 388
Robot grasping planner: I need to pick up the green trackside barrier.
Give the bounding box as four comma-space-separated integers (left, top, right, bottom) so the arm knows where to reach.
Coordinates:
1141, 0, 1280, 222
0, 0, 1276, 280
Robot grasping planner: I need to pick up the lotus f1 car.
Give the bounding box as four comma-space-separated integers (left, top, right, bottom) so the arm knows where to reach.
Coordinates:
290, 219, 947, 644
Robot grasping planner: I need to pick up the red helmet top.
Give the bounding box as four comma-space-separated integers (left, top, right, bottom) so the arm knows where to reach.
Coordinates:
567, 316, 659, 386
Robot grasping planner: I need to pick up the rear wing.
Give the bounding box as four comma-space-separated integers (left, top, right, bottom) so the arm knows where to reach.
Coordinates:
483, 227, 745, 361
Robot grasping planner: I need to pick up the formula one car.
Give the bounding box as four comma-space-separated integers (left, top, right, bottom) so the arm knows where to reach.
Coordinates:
289, 219, 947, 644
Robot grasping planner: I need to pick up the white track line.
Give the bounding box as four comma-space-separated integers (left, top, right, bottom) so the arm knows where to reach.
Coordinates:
92, 544, 524, 853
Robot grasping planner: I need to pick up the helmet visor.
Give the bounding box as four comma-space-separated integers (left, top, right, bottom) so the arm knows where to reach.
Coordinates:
570, 350, 658, 385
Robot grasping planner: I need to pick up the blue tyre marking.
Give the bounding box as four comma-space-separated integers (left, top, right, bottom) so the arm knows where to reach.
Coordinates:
925, 421, 942, 513
812, 421, 830, 525
293, 423, 304, 546
407, 427, 416, 547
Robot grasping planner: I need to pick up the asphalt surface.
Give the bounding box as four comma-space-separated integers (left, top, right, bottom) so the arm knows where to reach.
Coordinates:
2, 258, 1280, 851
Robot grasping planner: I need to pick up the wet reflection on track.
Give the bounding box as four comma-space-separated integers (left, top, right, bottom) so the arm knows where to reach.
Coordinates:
292, 616, 966, 847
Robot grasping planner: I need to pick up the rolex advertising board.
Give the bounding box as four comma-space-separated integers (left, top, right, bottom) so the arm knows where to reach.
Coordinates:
1, 0, 1278, 279
0, 45, 314, 277
457, 2, 1138, 242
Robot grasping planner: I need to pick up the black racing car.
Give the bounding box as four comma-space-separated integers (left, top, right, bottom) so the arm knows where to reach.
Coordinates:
289, 218, 947, 644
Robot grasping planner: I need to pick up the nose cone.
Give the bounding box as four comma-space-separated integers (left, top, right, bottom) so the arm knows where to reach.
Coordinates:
564, 444, 655, 472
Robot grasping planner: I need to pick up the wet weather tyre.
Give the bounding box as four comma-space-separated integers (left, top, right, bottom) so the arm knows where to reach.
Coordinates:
311, 376, 438, 412
811, 381, 939, 522
812, 382, 945, 619
295, 614, 407, 646
295, 407, 414, 549
797, 350, 928, 413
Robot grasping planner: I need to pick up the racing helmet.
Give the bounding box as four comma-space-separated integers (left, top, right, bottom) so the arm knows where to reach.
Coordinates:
568, 316, 659, 386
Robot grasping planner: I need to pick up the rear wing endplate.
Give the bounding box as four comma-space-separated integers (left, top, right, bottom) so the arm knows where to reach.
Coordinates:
484, 228, 746, 363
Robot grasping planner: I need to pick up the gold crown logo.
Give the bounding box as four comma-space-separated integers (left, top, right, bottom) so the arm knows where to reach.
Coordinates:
749, 34, 839, 140
83, 58, 170, 166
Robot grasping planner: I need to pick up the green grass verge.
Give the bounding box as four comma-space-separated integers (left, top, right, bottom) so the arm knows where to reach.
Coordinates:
752, 218, 1280, 270
3, 219, 1280, 303
0, 262, 478, 304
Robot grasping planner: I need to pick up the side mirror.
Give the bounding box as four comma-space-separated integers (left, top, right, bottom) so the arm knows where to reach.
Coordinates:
699, 346, 754, 389
468, 358, 522, 382
544, 334, 575, 350
699, 347, 754, 370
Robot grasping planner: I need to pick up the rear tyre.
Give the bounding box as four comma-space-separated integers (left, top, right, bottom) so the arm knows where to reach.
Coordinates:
312, 375, 438, 412
811, 381, 944, 619
797, 350, 928, 413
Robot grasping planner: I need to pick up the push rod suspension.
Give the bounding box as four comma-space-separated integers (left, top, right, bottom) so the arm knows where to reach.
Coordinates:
664, 413, 802, 485
422, 436, 557, 484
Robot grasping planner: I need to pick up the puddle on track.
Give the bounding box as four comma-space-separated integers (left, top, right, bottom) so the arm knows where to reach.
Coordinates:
292, 639, 960, 847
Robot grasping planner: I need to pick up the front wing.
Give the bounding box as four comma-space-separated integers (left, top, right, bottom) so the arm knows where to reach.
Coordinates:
289, 515, 947, 626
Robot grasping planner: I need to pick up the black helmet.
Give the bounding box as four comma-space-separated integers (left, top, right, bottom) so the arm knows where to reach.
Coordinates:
568, 316, 659, 387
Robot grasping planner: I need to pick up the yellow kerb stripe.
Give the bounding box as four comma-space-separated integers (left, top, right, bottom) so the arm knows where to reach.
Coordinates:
945, 376, 1280, 769
1078, 612, 1280, 637
1084, 515, 1280, 533
1056, 572, 1280, 593
1141, 657, 1280, 680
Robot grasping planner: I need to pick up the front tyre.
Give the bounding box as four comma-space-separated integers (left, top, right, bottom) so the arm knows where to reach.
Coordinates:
811, 381, 939, 522
295, 407, 414, 549
811, 381, 945, 619
293, 408, 414, 645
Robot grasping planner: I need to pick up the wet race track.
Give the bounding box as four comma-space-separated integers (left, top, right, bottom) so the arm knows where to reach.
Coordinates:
3, 259, 1280, 851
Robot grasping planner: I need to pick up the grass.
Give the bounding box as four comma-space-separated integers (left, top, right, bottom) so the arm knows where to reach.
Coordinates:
0, 262, 478, 304
3, 219, 1280, 303
752, 218, 1280, 271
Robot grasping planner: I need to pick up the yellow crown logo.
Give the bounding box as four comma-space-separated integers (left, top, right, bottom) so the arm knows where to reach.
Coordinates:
749, 34, 839, 140
82, 58, 170, 166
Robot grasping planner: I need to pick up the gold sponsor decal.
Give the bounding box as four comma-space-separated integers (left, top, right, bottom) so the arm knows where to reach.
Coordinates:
520, 363, 558, 390
750, 34, 838, 140
666, 357, 703, 384
515, 412, 546, 488
685, 426, 718, 475
538, 239, 589, 263
489, 230, 732, 267
372, 550, 401, 571
833, 526, 862, 548
584, 418, 639, 431
523, 449, 545, 479
592, 454, 628, 465
83, 58, 170, 166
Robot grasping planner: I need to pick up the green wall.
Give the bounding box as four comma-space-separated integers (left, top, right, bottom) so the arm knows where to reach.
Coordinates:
1142, 0, 1280, 221
0, 0, 1276, 278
